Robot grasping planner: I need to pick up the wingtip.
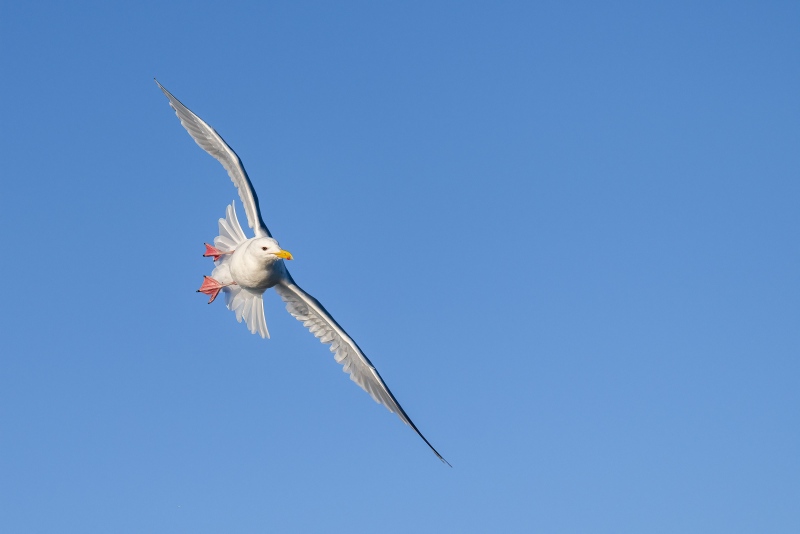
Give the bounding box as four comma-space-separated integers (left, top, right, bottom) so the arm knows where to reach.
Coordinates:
434, 450, 452, 467
154, 79, 172, 98
425, 439, 451, 467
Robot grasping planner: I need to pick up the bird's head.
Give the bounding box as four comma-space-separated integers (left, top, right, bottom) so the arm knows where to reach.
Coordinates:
250, 237, 293, 263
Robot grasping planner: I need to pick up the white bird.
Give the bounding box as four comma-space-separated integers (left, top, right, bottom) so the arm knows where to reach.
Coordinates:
156, 80, 449, 465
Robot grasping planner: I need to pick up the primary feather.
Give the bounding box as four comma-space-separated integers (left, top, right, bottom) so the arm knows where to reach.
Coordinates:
156, 80, 271, 238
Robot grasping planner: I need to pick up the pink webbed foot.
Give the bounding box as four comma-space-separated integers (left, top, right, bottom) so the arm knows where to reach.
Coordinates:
203, 243, 233, 261
197, 276, 235, 304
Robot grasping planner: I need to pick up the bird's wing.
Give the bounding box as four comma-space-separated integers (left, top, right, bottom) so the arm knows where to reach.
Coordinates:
274, 278, 449, 465
155, 79, 271, 238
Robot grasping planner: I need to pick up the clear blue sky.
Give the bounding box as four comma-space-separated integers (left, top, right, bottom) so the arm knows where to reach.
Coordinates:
1, 1, 798, 532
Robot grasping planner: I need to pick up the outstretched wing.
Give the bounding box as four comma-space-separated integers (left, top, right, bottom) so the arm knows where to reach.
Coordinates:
274, 279, 449, 465
155, 79, 271, 238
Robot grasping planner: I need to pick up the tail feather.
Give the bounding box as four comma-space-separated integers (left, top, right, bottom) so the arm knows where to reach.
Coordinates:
224, 288, 269, 338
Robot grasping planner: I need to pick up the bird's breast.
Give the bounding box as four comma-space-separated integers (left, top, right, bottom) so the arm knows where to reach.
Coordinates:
229, 248, 285, 291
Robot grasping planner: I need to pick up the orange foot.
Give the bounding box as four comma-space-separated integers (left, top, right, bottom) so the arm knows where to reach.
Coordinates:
196, 276, 235, 304
203, 243, 233, 261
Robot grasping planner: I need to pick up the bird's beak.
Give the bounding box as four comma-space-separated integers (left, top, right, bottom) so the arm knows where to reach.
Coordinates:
275, 249, 293, 260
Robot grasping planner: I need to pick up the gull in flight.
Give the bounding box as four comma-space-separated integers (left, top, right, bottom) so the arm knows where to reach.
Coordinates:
156, 80, 448, 465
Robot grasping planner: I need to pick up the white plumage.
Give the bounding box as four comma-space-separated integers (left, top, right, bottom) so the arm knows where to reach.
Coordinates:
156, 80, 448, 465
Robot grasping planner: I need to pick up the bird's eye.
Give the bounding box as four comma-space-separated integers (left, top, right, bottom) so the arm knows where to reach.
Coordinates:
262, 247, 268, 251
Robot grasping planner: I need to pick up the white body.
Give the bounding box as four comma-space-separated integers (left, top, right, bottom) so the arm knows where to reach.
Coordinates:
205, 203, 290, 339
227, 240, 288, 291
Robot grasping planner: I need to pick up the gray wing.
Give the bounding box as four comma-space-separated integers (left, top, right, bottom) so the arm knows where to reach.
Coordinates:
156, 79, 271, 238
274, 278, 450, 465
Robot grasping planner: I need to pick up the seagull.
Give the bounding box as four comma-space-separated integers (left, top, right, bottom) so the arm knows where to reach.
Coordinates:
156, 80, 449, 465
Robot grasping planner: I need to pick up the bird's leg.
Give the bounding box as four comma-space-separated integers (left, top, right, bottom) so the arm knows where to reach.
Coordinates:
197, 276, 236, 304
203, 243, 234, 261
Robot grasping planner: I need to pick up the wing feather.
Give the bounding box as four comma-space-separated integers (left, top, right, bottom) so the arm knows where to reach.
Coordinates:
274, 279, 449, 465
155, 80, 271, 238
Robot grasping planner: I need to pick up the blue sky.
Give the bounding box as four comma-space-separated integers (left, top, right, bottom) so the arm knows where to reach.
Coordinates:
1, 1, 798, 532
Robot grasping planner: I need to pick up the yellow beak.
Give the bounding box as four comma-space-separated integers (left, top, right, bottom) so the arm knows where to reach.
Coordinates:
275, 249, 293, 260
